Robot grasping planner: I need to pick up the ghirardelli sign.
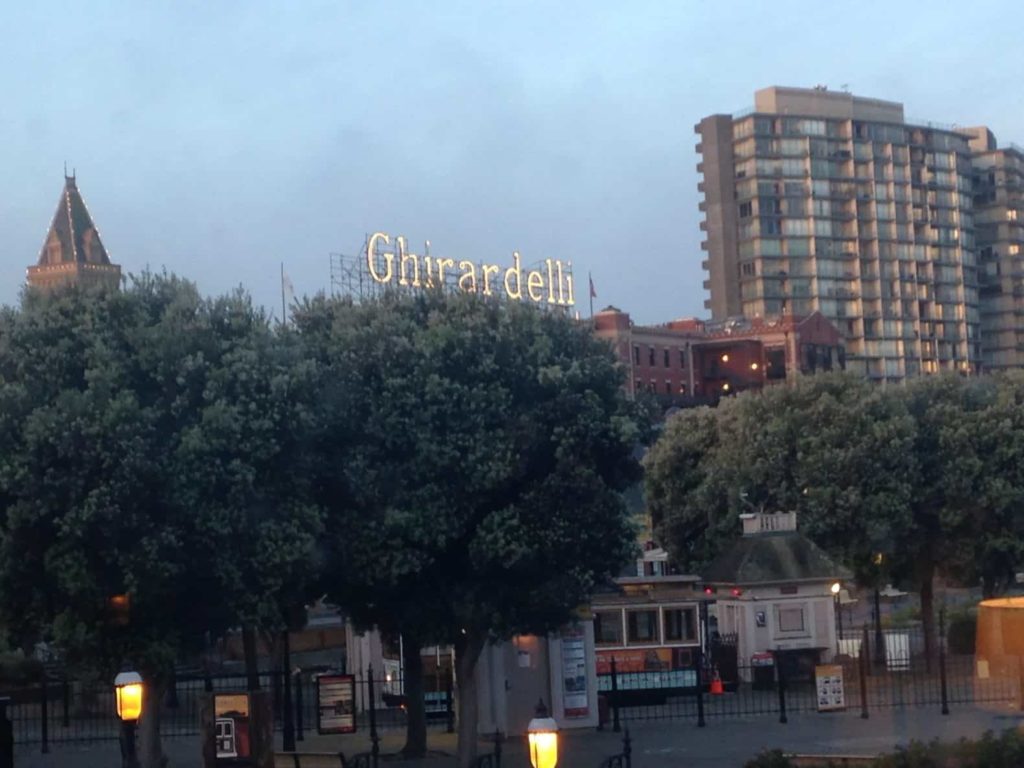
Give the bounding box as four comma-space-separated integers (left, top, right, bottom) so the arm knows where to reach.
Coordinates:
365, 232, 575, 307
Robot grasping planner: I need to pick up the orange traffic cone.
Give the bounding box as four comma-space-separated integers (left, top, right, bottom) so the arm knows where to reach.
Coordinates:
710, 668, 724, 695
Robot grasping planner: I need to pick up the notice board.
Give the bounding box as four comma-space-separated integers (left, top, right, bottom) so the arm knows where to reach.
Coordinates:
317, 674, 357, 734
814, 664, 845, 711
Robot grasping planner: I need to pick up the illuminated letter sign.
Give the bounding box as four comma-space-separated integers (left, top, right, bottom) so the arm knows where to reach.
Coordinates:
363, 232, 574, 307
366, 232, 393, 283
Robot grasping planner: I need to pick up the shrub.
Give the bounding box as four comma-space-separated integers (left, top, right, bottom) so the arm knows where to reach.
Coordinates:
946, 610, 976, 655
872, 741, 942, 768
744, 750, 794, 768
0, 652, 43, 686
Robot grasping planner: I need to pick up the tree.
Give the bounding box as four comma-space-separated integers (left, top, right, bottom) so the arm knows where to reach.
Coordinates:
940, 374, 1024, 596
294, 290, 642, 767
647, 370, 1024, 668
647, 373, 916, 582
0, 276, 323, 767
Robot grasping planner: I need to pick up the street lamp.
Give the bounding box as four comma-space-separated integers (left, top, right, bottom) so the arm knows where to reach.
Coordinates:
115, 671, 143, 768
873, 553, 885, 667
527, 699, 558, 768
831, 582, 843, 656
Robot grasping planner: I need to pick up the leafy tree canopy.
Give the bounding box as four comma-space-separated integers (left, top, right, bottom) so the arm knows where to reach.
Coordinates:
294, 290, 643, 765
0, 275, 323, 678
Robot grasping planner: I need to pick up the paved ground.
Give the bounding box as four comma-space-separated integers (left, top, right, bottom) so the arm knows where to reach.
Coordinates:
13, 703, 1024, 767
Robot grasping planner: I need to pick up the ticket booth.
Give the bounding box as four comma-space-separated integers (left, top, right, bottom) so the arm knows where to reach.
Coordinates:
475, 621, 600, 736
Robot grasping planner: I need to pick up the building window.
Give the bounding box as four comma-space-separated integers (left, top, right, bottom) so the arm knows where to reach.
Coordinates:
649, 379, 656, 391
679, 349, 687, 368
766, 347, 786, 380
679, 383, 687, 395
649, 347, 655, 366
665, 380, 672, 394
739, 201, 753, 218
634, 380, 643, 392
626, 609, 660, 644
633, 345, 640, 365
663, 608, 697, 643
777, 606, 806, 633
594, 610, 624, 646
741, 262, 756, 277
663, 349, 670, 367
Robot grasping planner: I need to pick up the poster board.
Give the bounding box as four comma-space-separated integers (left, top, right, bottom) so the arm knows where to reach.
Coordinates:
560, 625, 589, 718
814, 665, 845, 711
317, 674, 357, 734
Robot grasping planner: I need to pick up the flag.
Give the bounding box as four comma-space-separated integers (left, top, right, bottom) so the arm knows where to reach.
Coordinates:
589, 274, 597, 299
282, 270, 295, 300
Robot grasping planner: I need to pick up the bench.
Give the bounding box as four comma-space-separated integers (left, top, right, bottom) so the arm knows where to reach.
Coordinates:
786, 755, 876, 766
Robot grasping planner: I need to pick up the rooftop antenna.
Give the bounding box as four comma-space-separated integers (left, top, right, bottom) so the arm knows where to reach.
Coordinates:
841, 83, 850, 93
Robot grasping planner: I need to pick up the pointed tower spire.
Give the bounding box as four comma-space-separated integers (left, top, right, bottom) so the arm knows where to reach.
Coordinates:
27, 174, 121, 292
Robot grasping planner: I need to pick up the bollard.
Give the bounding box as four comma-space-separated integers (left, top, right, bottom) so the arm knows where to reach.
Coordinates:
610, 657, 621, 733
622, 727, 632, 768
939, 608, 949, 716
40, 673, 49, 754
776, 650, 787, 725
0, 697, 12, 768
693, 647, 705, 728
295, 670, 304, 741
859, 625, 869, 719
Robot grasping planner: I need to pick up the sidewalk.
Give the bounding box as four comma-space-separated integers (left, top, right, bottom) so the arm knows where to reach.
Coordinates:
13, 705, 1024, 767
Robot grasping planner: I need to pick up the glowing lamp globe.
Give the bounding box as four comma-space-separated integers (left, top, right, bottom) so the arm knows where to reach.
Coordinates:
527, 700, 558, 768
830, 582, 841, 595
115, 671, 144, 722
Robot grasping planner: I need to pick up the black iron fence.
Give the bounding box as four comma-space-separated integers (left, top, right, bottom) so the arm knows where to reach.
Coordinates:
598, 623, 1020, 727
6, 667, 454, 751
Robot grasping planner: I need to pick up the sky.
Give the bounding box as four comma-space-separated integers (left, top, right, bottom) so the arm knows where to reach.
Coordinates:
3, 1, 1024, 324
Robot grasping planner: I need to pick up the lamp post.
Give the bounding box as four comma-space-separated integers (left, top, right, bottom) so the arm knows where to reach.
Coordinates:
873, 553, 885, 668
114, 671, 143, 768
526, 699, 558, 768
831, 581, 842, 657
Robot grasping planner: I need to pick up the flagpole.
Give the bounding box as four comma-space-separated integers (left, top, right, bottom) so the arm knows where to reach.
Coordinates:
588, 271, 594, 321
280, 262, 286, 327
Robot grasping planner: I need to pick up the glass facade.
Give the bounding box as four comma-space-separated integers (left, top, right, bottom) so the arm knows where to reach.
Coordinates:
719, 111, 981, 379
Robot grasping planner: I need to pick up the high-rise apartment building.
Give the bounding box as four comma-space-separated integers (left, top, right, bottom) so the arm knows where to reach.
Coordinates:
966, 128, 1024, 371
696, 86, 981, 381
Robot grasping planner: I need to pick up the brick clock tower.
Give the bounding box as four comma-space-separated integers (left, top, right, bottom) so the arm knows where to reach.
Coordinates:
26, 174, 121, 291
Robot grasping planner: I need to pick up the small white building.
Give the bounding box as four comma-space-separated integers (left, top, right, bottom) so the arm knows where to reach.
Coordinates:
702, 511, 850, 682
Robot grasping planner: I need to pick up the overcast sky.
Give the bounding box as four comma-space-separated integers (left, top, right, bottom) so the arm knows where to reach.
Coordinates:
3, 1, 1023, 324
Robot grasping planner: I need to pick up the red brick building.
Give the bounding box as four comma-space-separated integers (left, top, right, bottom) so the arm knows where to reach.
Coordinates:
593, 307, 844, 404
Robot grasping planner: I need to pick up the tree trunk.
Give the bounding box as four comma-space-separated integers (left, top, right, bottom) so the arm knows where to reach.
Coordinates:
982, 575, 997, 599
455, 631, 486, 768
137, 675, 168, 768
263, 632, 283, 722
919, 564, 935, 673
243, 626, 261, 691
402, 636, 427, 758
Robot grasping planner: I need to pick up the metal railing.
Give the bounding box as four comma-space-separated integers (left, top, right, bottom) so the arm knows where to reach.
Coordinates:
6, 666, 454, 751
595, 623, 1018, 727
